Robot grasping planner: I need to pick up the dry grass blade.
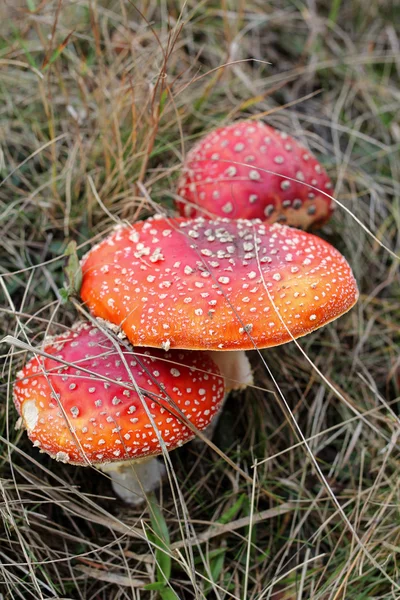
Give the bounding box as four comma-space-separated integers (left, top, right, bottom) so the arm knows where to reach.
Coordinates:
75, 566, 147, 587
170, 502, 295, 551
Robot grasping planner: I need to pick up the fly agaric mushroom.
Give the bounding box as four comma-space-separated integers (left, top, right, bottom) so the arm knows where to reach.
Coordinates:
13, 322, 225, 504
176, 120, 334, 229
80, 216, 358, 371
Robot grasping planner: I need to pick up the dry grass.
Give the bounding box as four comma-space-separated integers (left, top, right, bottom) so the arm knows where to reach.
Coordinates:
0, 1, 399, 599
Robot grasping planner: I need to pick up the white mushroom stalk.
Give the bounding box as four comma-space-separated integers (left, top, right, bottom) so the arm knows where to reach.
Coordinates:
207, 350, 253, 392
99, 457, 166, 505
200, 350, 253, 440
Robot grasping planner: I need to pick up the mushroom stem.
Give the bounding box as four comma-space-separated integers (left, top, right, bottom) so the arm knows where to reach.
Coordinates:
199, 350, 253, 441
207, 350, 253, 392
99, 457, 166, 505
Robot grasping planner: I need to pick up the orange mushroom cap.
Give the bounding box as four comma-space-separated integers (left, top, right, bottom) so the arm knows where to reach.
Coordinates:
80, 216, 359, 351
13, 322, 225, 465
176, 120, 334, 229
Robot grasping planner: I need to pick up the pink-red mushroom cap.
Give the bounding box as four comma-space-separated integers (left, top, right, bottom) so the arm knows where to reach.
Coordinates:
13, 322, 225, 466
176, 120, 334, 229
80, 216, 359, 351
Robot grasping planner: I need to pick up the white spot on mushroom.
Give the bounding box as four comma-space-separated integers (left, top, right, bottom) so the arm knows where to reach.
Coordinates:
55, 452, 70, 463
249, 170, 261, 181
162, 340, 171, 351
222, 202, 233, 214
22, 400, 39, 431
225, 166, 237, 177
264, 205, 274, 217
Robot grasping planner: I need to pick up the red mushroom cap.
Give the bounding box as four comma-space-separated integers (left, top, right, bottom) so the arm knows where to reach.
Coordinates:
176, 120, 334, 229
13, 322, 225, 465
80, 216, 358, 351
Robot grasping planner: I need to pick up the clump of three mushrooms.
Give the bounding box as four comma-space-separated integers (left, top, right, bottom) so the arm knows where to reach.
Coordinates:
14, 123, 358, 505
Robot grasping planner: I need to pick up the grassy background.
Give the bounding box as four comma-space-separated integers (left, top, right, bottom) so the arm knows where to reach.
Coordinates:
0, 1, 399, 598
